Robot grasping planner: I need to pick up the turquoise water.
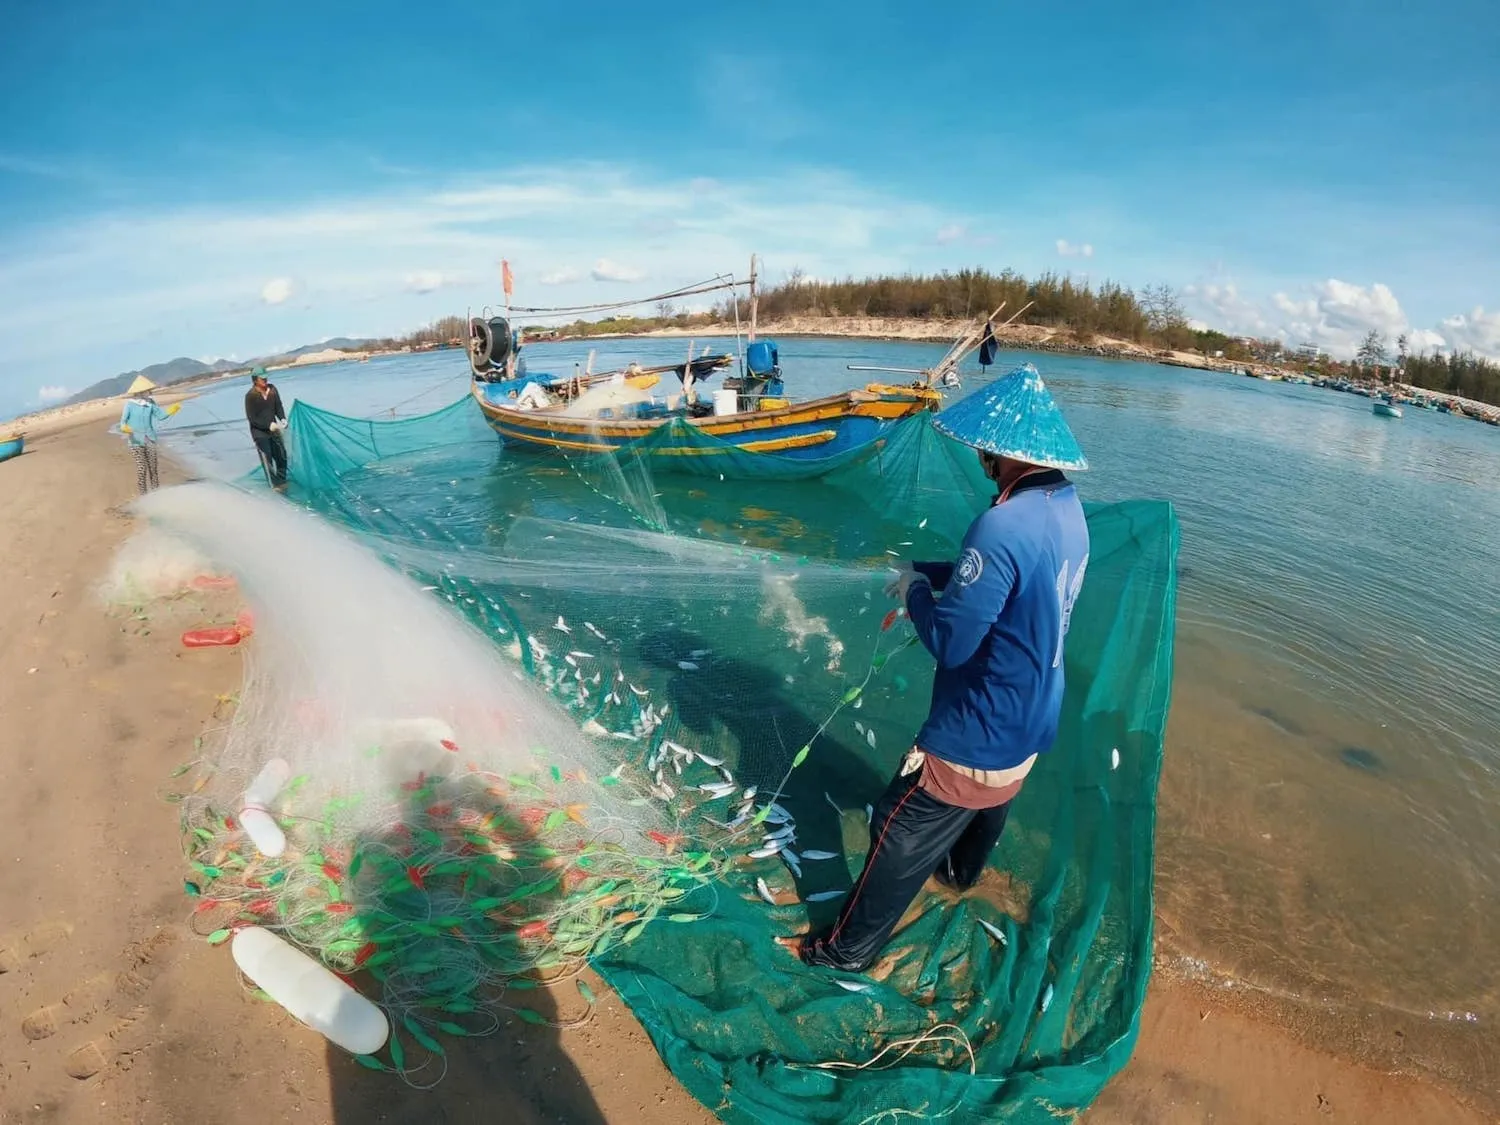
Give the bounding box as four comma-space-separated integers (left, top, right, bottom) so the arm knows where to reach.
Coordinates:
165, 337, 1500, 1089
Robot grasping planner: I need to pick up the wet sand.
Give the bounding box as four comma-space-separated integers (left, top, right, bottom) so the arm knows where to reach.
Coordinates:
0, 417, 1487, 1125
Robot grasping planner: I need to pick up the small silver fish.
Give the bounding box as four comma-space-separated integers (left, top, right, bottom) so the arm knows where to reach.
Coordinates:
755, 877, 776, 905
764, 824, 796, 843
834, 980, 872, 993
695, 751, 724, 767
742, 786, 758, 801
611, 731, 639, 741
800, 849, 839, 861
865, 804, 874, 822
629, 683, 648, 696
699, 781, 737, 797
677, 661, 699, 671
748, 841, 785, 859
567, 650, 595, 660
783, 851, 802, 878
854, 721, 866, 736
865, 728, 877, 749
689, 648, 712, 659
805, 889, 845, 902
564, 654, 578, 668
1040, 983, 1054, 1013
978, 918, 1007, 945
553, 617, 571, 634
1110, 747, 1121, 770
919, 518, 928, 528
584, 622, 607, 640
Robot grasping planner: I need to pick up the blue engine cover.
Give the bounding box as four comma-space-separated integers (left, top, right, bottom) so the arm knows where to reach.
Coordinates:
746, 340, 780, 376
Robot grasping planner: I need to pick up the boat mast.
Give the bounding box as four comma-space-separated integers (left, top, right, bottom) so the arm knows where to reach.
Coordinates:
747, 254, 758, 344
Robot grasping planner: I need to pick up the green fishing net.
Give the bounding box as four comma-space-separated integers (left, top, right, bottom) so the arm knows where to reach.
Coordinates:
180, 393, 1178, 1122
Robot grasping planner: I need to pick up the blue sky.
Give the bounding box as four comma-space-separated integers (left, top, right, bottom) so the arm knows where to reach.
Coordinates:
2, 0, 1498, 416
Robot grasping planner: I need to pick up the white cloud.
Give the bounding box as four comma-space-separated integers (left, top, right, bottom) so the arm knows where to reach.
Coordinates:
1185, 281, 1282, 339
37, 384, 69, 402
591, 258, 644, 283
261, 277, 293, 305
1056, 239, 1094, 259
539, 267, 582, 286
405, 270, 465, 294
935, 223, 966, 245
1439, 307, 1500, 359
1269, 279, 1409, 356
1405, 328, 1447, 352
1184, 276, 1495, 361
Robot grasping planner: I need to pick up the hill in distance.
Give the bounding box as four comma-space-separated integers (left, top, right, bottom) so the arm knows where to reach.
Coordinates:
64, 338, 379, 406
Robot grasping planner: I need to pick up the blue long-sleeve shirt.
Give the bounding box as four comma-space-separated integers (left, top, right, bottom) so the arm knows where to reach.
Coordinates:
905, 472, 1090, 772
119, 398, 169, 447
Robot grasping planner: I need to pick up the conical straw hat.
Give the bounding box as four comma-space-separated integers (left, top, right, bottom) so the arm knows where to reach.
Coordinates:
932, 363, 1088, 471
126, 375, 157, 395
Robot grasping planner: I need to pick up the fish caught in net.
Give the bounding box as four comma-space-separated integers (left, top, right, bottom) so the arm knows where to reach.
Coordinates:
127, 388, 1177, 1121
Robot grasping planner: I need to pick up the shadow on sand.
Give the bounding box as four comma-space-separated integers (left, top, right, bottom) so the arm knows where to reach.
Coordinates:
321, 767, 607, 1125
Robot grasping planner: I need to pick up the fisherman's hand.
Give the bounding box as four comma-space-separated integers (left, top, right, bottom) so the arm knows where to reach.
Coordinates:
884, 563, 930, 603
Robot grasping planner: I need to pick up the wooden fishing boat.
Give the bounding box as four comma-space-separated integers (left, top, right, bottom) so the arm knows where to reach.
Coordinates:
0, 435, 24, 462
471, 374, 939, 459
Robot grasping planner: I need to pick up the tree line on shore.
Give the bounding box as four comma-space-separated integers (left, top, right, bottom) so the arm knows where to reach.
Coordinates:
392, 270, 1500, 408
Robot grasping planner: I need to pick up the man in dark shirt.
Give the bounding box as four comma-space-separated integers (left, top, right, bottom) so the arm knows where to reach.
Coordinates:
244, 368, 288, 487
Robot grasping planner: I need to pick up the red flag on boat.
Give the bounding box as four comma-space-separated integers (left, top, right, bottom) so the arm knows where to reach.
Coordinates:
501, 259, 514, 301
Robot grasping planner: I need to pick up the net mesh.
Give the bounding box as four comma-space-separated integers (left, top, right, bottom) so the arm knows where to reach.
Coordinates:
148, 391, 1178, 1121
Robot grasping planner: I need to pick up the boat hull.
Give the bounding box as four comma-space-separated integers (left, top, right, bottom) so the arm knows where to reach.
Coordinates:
1372, 402, 1403, 419
471, 381, 940, 462
0, 436, 24, 462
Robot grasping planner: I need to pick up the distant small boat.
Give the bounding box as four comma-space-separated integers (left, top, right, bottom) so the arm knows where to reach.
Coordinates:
0, 435, 24, 462
1372, 399, 1403, 419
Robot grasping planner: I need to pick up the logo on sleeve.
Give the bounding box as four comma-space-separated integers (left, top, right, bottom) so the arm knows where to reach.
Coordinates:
955, 547, 984, 588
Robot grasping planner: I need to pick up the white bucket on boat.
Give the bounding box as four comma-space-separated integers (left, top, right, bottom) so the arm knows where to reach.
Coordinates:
713, 388, 739, 417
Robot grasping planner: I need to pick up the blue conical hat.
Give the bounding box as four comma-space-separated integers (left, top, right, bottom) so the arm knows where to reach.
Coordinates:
932, 363, 1088, 470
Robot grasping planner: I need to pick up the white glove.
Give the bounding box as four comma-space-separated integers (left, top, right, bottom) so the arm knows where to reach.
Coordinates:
883, 564, 929, 603
270, 420, 286, 433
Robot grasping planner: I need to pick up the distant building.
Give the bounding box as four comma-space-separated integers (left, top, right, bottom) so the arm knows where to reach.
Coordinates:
1295, 342, 1323, 359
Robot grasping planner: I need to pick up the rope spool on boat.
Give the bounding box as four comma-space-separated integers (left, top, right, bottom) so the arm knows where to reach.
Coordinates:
469, 316, 514, 376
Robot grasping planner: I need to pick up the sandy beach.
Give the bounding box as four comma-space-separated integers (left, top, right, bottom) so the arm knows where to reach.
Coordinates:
0, 415, 1487, 1125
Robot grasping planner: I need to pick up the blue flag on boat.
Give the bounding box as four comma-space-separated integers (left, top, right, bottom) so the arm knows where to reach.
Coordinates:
978, 320, 998, 370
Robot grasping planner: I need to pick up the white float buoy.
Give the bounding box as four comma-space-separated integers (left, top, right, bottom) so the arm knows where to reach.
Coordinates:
231, 926, 389, 1055
239, 758, 290, 858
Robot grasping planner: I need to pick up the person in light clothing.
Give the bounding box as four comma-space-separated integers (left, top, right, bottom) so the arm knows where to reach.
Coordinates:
800, 364, 1091, 973
117, 376, 180, 494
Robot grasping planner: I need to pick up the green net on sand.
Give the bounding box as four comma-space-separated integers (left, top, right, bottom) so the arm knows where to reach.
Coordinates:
175, 392, 1178, 1122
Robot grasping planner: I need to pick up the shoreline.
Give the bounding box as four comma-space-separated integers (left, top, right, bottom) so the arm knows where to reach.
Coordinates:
0, 409, 1490, 1124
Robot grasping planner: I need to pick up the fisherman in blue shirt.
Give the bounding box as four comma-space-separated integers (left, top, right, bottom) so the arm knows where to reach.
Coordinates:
801, 364, 1091, 973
